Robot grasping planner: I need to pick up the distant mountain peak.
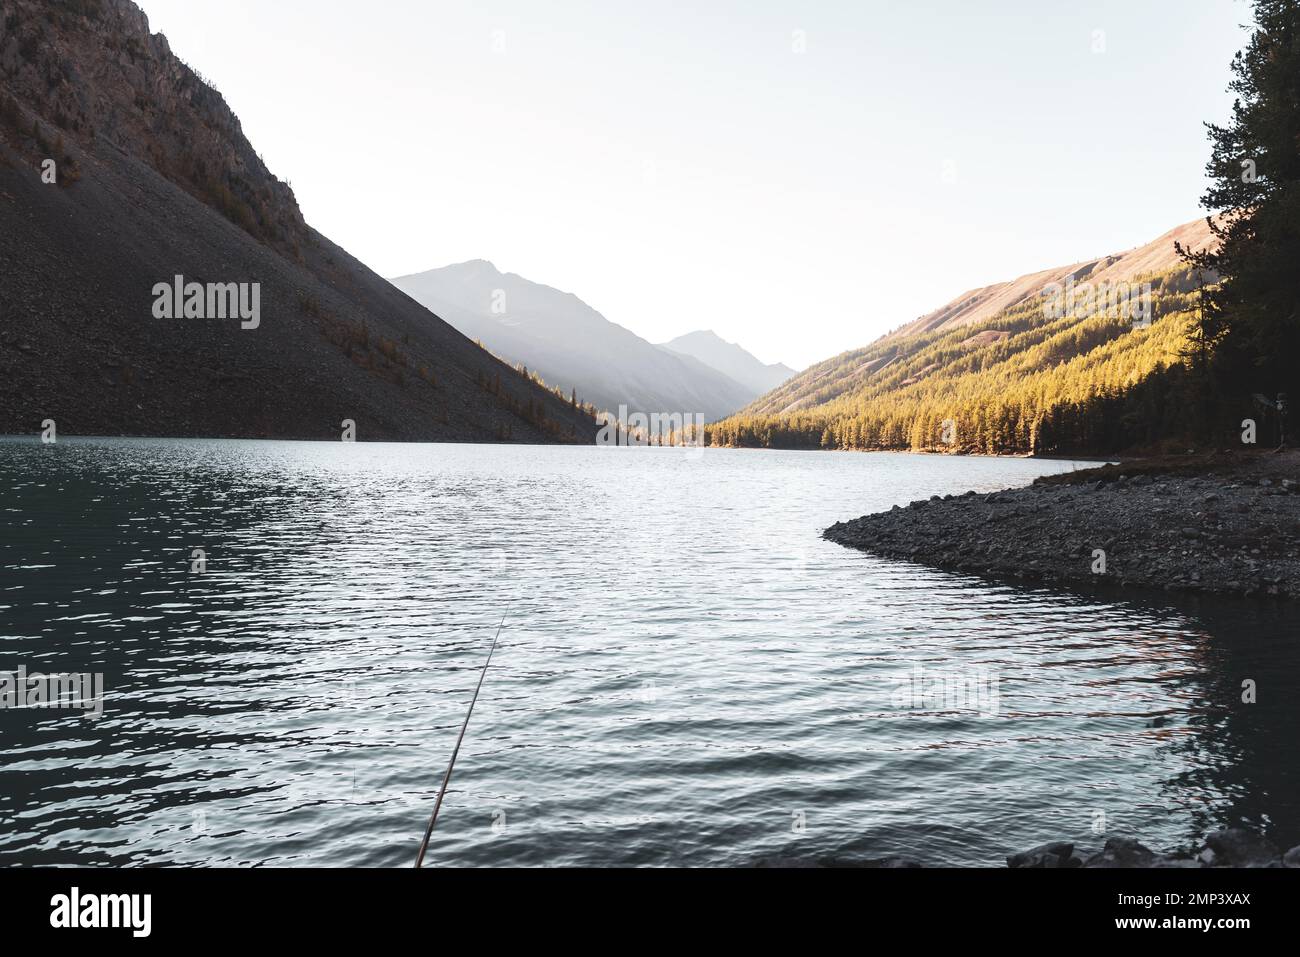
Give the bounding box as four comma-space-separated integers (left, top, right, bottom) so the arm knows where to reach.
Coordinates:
390, 263, 759, 421
676, 329, 731, 346
423, 259, 503, 279
658, 331, 796, 396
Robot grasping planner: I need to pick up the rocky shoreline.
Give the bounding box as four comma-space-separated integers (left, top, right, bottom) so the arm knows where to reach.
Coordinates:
824, 450, 1300, 600
761, 828, 1300, 868
1002, 828, 1300, 869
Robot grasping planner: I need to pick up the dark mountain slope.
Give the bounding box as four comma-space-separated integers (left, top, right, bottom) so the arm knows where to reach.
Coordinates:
0, 0, 596, 443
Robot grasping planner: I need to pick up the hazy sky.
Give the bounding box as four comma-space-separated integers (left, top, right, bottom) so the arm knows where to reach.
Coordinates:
139, 0, 1250, 369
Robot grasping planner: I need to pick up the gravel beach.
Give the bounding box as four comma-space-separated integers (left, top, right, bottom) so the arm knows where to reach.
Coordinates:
825, 450, 1300, 600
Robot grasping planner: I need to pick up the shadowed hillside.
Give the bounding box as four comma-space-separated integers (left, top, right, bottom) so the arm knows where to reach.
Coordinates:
0, 0, 597, 443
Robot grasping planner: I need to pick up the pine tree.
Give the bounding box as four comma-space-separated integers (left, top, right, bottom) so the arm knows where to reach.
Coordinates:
1178, 0, 1300, 400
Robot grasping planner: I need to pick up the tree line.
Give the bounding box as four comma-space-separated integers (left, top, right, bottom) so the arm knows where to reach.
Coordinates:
709, 0, 1299, 458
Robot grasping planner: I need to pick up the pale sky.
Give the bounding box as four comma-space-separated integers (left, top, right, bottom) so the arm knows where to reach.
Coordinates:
138, 0, 1250, 369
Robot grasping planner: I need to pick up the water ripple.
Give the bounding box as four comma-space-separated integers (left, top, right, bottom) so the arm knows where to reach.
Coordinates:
2, 438, 1299, 867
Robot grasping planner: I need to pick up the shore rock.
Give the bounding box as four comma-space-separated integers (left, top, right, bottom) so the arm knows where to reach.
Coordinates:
1006, 841, 1078, 869
825, 453, 1300, 601
1009, 828, 1290, 869
1082, 837, 1159, 868
1204, 828, 1279, 867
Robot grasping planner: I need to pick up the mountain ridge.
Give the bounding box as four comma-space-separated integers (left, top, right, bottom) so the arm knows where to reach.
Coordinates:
656, 330, 796, 396
0, 0, 595, 443
391, 261, 761, 422
712, 216, 1221, 455
881, 218, 1217, 345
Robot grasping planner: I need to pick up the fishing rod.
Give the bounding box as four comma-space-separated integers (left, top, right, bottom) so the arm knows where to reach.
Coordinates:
414, 616, 505, 869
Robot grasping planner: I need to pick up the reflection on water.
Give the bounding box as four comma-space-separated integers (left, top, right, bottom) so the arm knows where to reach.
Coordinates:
1, 438, 1297, 866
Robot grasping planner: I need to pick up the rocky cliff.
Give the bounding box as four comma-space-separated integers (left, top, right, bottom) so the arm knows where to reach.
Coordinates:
0, 0, 598, 443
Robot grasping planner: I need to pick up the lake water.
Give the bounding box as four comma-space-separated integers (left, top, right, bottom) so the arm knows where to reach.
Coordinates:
2, 438, 1298, 867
